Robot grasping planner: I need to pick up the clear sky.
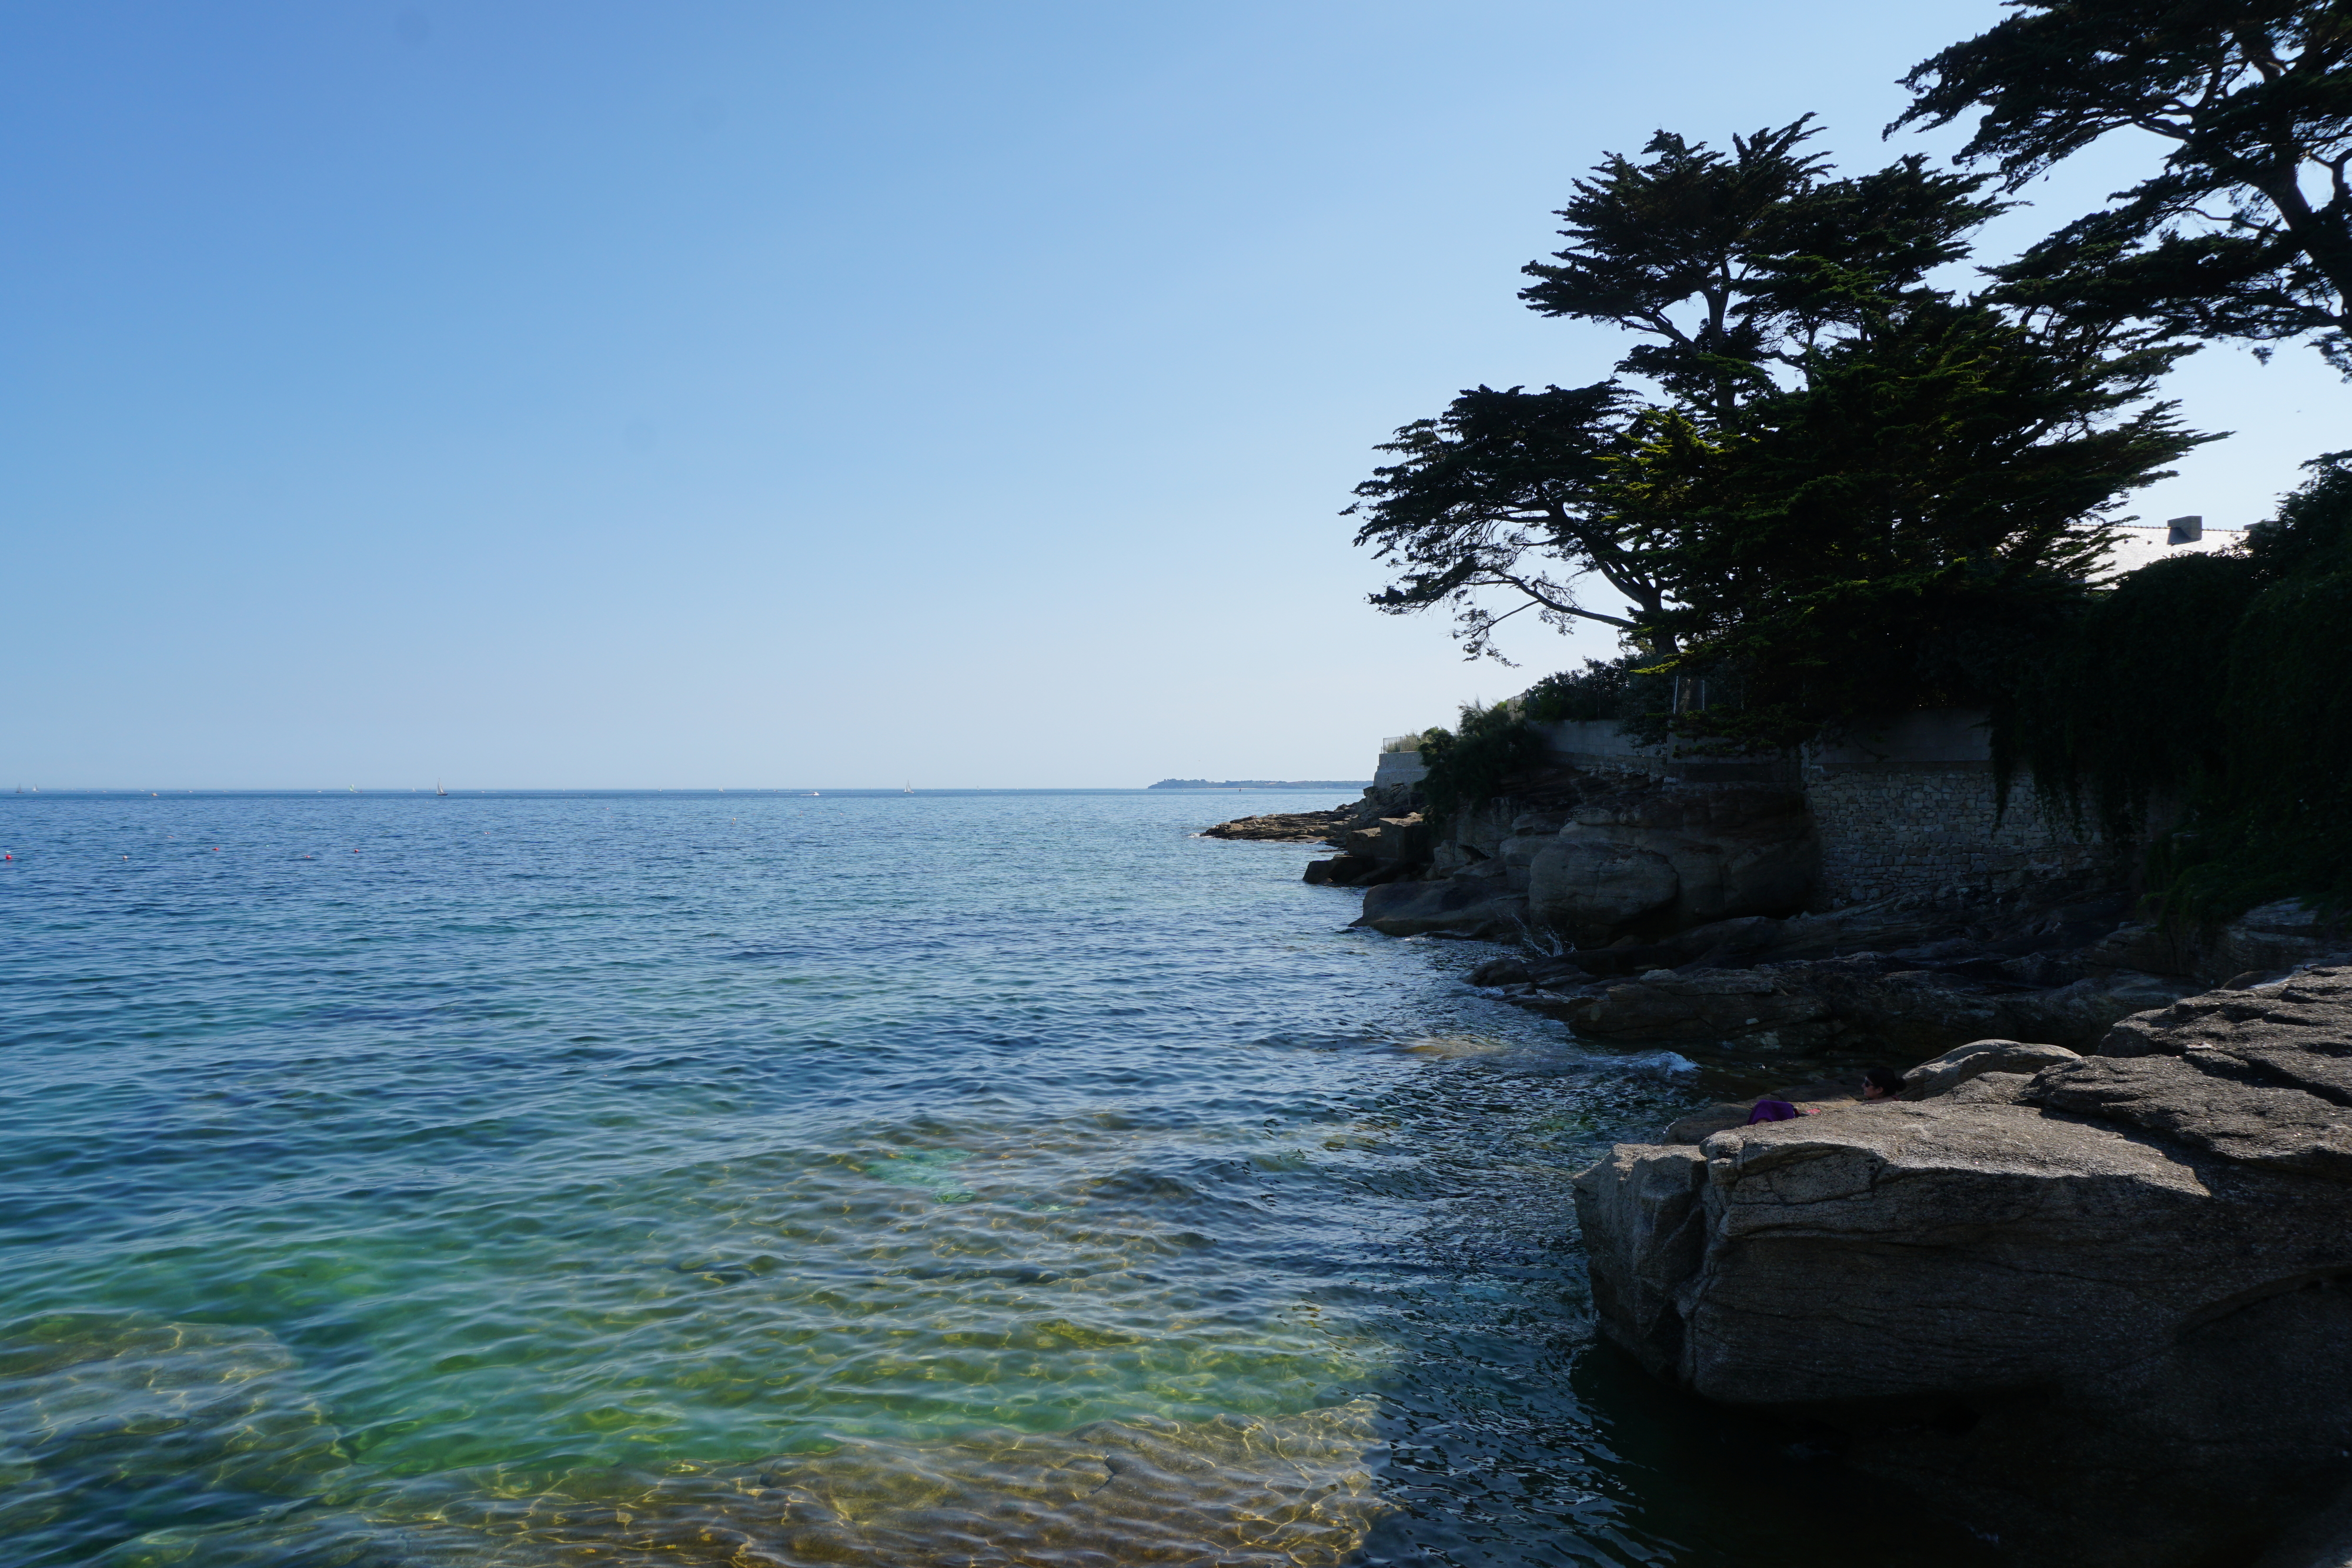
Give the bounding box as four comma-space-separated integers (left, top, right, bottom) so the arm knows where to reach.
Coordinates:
5, 1, 2342, 789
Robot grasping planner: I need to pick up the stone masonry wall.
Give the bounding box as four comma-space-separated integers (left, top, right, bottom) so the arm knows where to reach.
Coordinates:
1805, 763, 2103, 909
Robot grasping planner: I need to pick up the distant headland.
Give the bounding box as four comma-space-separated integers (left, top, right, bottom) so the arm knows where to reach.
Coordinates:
1147, 779, 1368, 790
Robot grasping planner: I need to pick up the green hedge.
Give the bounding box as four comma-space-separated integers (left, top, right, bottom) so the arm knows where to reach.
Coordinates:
2000, 453, 2352, 920
1414, 702, 1545, 827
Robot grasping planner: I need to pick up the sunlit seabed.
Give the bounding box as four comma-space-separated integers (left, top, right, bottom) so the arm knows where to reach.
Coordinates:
0, 793, 1997, 1566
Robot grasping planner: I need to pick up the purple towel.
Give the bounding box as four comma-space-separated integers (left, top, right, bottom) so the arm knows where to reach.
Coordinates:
1746, 1098, 1800, 1124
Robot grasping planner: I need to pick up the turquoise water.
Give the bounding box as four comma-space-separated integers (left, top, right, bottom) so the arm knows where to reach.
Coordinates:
1, 791, 1994, 1566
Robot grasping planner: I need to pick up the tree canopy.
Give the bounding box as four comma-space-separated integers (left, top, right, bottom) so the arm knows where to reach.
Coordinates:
1896, 0, 2352, 371
1633, 296, 2206, 744
1351, 118, 2200, 730
1345, 382, 1667, 658
1348, 2, 2350, 914
1518, 117, 2007, 418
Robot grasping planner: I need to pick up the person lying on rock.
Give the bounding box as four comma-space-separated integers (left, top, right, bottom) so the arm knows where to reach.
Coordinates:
1860, 1067, 1905, 1101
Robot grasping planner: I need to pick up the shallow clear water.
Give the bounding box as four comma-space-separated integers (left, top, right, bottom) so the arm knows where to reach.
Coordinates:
0, 791, 1995, 1566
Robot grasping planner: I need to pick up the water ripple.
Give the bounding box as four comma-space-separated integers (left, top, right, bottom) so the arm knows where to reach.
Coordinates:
2, 793, 1996, 1567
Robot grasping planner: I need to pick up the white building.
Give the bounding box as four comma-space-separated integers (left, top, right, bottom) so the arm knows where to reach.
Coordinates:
2100, 514, 2248, 576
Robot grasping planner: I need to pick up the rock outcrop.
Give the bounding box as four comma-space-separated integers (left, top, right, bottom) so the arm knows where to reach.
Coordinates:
1535, 962, 2123, 1053
1573, 968, 2352, 1567
1895, 1037, 2080, 1099
1472, 914, 2198, 1056
1197, 807, 1352, 844
2080, 897, 2352, 985
1334, 774, 1818, 942
1351, 875, 1526, 938
1525, 784, 1815, 940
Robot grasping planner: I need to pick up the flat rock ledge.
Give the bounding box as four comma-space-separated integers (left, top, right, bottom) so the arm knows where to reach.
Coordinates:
1197, 807, 1352, 844
1575, 967, 2352, 1568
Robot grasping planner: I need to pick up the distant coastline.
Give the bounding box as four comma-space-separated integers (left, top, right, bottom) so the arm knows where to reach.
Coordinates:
1147, 779, 1368, 790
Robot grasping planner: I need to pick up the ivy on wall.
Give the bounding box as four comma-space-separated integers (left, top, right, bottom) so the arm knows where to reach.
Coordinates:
2000, 454, 2352, 919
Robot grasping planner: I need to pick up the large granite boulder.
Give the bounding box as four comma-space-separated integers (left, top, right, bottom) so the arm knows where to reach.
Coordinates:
1897, 1038, 2080, 1099
1340, 813, 1431, 865
1352, 878, 1526, 938
2075, 899, 2350, 985
1526, 784, 1815, 940
1573, 967, 2352, 1566
1525, 841, 1681, 935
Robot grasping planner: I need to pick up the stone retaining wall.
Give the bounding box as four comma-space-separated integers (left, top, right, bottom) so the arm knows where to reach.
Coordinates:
1801, 711, 2103, 907
1368, 707, 2110, 911
1804, 760, 2101, 908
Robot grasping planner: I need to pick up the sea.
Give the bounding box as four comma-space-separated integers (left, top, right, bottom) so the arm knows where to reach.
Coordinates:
0, 789, 1998, 1567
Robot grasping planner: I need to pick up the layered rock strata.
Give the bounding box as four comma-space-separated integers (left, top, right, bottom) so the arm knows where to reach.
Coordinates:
1574, 968, 2352, 1567
1195, 807, 1353, 844
1343, 778, 1818, 941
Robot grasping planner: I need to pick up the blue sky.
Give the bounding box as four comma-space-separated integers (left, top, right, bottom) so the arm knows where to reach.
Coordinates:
5, 1, 2342, 788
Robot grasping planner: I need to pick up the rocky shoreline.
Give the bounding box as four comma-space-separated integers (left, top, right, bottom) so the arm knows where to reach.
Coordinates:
1195, 807, 1354, 843
1251, 770, 2347, 1079
1578, 971, 2352, 1568
1207, 770, 2352, 1564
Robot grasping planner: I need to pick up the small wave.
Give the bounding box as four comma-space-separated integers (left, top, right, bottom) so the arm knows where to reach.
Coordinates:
1621, 1049, 1701, 1080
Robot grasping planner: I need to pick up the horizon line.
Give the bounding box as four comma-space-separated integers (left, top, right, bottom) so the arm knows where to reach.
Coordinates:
3, 784, 1371, 797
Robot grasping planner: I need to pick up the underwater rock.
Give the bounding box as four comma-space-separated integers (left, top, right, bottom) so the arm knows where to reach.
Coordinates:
0, 1315, 345, 1556
105, 1399, 1389, 1568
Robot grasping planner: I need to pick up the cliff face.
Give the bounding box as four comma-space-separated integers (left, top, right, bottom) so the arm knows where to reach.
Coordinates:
1304, 745, 2348, 1062
1573, 969, 2352, 1567
1329, 709, 2110, 934
1337, 773, 1824, 941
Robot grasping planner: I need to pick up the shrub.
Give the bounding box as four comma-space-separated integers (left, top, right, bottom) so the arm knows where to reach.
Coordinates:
1415, 701, 1545, 826
2000, 452, 2352, 922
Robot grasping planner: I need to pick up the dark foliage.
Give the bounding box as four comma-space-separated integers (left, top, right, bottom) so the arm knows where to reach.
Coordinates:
1521, 118, 2006, 419
1997, 551, 2262, 838
1345, 383, 1662, 660
1519, 656, 1746, 745
1897, 0, 2352, 373
2002, 453, 2352, 919
1354, 122, 2021, 667
1635, 299, 2208, 744
1521, 656, 1668, 724
1413, 703, 1548, 828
